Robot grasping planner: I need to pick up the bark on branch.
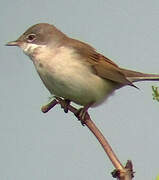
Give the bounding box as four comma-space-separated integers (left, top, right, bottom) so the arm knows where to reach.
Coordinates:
41, 97, 134, 180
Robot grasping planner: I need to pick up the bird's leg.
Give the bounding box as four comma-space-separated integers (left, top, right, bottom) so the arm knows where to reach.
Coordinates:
75, 103, 93, 125
55, 97, 71, 113
62, 99, 71, 113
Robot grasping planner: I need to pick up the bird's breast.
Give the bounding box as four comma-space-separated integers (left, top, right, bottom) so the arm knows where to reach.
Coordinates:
32, 46, 116, 106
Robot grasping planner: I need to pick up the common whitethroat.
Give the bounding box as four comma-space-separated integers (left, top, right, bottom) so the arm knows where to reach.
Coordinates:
6, 23, 159, 119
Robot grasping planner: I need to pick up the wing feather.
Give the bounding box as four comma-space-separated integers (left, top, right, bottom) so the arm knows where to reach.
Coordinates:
66, 38, 135, 87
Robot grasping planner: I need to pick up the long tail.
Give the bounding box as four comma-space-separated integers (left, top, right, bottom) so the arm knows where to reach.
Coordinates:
121, 68, 159, 83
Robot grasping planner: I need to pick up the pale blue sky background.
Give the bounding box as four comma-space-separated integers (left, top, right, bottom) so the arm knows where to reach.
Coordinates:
1, 0, 159, 180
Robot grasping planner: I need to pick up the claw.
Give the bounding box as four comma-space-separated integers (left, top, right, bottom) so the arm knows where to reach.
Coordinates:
75, 108, 87, 125
57, 98, 70, 113
63, 99, 71, 113
75, 103, 94, 125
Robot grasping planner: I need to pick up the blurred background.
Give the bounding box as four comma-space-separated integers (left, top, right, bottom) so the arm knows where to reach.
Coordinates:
1, 0, 159, 179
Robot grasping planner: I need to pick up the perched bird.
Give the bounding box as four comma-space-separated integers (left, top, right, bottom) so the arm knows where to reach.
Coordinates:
6, 23, 159, 119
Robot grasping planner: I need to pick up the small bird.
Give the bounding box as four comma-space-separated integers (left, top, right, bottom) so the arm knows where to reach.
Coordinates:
6, 23, 159, 119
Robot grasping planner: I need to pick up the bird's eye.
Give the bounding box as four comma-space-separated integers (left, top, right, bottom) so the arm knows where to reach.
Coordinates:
26, 34, 36, 42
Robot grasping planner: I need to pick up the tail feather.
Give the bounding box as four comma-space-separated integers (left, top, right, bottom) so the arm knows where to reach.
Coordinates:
121, 68, 159, 83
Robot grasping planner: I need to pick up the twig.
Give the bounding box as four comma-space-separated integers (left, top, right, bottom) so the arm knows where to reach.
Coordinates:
41, 99, 58, 113
41, 97, 134, 180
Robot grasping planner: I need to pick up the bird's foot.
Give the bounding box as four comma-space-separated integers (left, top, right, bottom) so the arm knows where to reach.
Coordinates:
58, 98, 71, 113
75, 108, 88, 125
75, 103, 93, 125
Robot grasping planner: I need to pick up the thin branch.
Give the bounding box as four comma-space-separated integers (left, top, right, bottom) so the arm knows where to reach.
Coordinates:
41, 97, 134, 180
41, 99, 58, 113
85, 117, 124, 171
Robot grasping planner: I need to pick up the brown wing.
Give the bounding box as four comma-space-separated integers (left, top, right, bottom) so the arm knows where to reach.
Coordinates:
66, 38, 135, 87
90, 53, 134, 86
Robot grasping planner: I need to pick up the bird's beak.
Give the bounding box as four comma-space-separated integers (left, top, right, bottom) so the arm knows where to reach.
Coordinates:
5, 40, 20, 46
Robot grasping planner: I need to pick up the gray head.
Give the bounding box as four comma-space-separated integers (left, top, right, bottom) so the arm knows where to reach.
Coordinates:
6, 23, 67, 50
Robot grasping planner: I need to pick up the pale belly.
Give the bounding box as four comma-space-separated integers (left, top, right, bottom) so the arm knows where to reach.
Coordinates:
35, 64, 117, 106
32, 46, 117, 106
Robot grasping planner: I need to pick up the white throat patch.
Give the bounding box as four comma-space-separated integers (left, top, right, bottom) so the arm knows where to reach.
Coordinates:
22, 43, 46, 56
